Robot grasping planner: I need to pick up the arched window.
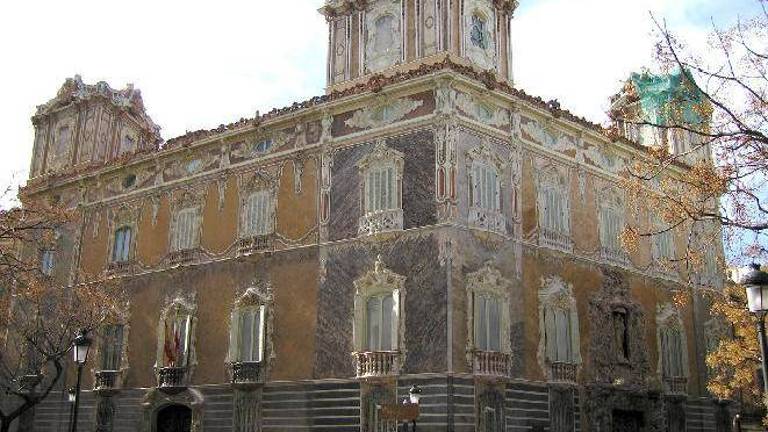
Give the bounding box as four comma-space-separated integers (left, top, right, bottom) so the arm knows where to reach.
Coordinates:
357, 141, 404, 236
470, 14, 488, 49
657, 304, 687, 383
467, 143, 506, 234
538, 276, 580, 382
233, 305, 265, 362
157, 301, 195, 369
537, 166, 570, 250
171, 207, 200, 252
466, 264, 512, 377
228, 285, 273, 384
242, 190, 274, 238
352, 256, 405, 377
598, 187, 626, 263
112, 226, 133, 263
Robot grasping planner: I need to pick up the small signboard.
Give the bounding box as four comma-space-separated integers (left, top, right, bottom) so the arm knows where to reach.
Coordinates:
380, 403, 420, 421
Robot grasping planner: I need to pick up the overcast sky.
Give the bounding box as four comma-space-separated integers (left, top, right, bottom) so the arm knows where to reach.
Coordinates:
0, 0, 760, 198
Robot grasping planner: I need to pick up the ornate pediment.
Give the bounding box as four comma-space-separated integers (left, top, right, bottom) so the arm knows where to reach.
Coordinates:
466, 262, 512, 297
357, 140, 404, 172
353, 255, 406, 295
539, 275, 575, 310
235, 282, 274, 308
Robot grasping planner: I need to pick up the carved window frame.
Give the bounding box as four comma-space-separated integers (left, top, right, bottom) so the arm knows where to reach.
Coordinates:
535, 163, 572, 251
537, 276, 581, 371
155, 298, 197, 370
597, 185, 627, 264
353, 256, 406, 355
466, 143, 507, 234
237, 170, 278, 240
357, 141, 405, 236
656, 303, 688, 379
365, 0, 403, 73
227, 284, 275, 367
466, 264, 512, 357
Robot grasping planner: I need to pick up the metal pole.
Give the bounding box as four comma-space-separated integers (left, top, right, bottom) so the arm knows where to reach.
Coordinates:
757, 312, 768, 397
70, 364, 84, 432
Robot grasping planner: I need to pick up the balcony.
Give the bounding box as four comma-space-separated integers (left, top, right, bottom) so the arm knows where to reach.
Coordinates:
550, 362, 578, 384
358, 209, 403, 236
106, 260, 134, 276
229, 362, 265, 388
94, 370, 121, 393
663, 376, 688, 395
539, 228, 572, 252
601, 246, 628, 266
167, 248, 202, 266
472, 351, 511, 378
468, 207, 507, 235
156, 367, 188, 394
352, 351, 400, 378
237, 235, 273, 256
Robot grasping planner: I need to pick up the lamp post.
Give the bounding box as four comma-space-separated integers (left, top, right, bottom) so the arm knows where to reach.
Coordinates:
741, 263, 768, 403
66, 387, 76, 432
70, 330, 91, 432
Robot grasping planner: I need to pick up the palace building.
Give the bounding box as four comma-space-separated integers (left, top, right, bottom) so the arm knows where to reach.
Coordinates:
22, 0, 730, 431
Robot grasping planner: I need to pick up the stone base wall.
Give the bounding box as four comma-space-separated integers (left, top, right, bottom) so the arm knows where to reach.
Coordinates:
29, 374, 728, 432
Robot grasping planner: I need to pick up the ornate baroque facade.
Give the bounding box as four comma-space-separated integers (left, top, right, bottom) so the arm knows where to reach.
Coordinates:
23, 1, 730, 431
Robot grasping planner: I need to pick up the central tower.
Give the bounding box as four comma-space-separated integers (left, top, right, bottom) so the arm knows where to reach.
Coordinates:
320, 0, 517, 91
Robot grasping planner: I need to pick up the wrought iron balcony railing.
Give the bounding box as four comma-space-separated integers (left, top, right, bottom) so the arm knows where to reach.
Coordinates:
352, 351, 400, 378
473, 351, 511, 377
94, 370, 121, 392
230, 361, 265, 386
358, 209, 403, 236
663, 376, 688, 395
156, 366, 188, 393
237, 235, 273, 256
468, 207, 507, 235
539, 228, 572, 252
550, 361, 578, 384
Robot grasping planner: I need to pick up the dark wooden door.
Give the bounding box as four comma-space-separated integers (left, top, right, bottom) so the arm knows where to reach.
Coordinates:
612, 410, 643, 432
156, 404, 192, 432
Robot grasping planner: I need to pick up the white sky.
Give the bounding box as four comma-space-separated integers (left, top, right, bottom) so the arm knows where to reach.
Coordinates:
0, 0, 760, 200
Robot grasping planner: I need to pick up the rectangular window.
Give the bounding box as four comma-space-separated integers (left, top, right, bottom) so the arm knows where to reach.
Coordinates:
172, 208, 199, 251
655, 229, 674, 261
237, 306, 265, 362
541, 185, 568, 235
164, 314, 191, 367
100, 324, 124, 370
471, 162, 499, 211
121, 135, 135, 154
661, 327, 684, 377
365, 164, 396, 213
544, 307, 573, 363
366, 294, 394, 351
600, 206, 624, 254
474, 293, 502, 351
112, 226, 133, 262
40, 250, 55, 276
242, 191, 273, 237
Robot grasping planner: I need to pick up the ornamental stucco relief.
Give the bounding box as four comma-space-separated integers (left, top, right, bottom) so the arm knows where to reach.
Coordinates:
365, 0, 403, 73
345, 97, 424, 130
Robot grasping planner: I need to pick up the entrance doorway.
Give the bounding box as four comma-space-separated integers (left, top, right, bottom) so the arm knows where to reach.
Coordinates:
156, 404, 192, 432
612, 410, 644, 432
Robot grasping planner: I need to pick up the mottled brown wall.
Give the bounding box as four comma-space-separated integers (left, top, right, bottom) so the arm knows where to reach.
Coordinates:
79, 208, 109, 276
200, 177, 238, 253
276, 158, 318, 241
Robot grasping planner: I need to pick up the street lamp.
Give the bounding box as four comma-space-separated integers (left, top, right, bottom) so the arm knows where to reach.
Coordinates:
741, 263, 768, 402
70, 330, 91, 432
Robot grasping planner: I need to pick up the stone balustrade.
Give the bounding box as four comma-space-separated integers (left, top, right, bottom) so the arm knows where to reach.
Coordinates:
550, 361, 578, 383
473, 351, 511, 377
358, 209, 403, 236
106, 260, 134, 276
167, 248, 202, 266
352, 351, 400, 378
230, 361, 264, 385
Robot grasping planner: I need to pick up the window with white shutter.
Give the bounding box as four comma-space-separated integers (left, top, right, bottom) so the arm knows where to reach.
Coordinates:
661, 326, 685, 378
242, 190, 273, 237
543, 306, 575, 363
172, 207, 199, 251
357, 143, 404, 236
599, 197, 625, 263
470, 162, 500, 212
365, 294, 395, 351
364, 163, 397, 213
537, 170, 570, 250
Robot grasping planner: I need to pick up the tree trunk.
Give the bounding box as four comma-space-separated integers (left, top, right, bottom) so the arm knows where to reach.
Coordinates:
0, 418, 12, 432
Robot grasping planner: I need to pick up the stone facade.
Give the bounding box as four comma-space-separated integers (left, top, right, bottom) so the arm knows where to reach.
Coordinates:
19, 1, 732, 431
